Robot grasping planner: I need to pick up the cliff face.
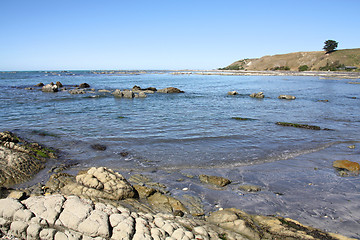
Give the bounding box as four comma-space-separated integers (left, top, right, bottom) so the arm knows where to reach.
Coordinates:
224, 48, 360, 71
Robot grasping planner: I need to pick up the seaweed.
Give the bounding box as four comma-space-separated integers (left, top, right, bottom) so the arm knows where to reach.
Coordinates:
276, 122, 321, 130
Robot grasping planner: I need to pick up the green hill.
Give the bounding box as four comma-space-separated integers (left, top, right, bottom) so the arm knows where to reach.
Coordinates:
222, 48, 360, 71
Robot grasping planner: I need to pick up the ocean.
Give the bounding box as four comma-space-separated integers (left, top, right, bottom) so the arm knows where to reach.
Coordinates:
1, 71, 359, 170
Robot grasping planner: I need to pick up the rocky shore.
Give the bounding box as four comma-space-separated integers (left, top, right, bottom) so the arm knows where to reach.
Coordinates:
0, 132, 357, 240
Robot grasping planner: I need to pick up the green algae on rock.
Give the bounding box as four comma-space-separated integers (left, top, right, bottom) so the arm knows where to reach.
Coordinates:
0, 131, 57, 187
276, 122, 323, 130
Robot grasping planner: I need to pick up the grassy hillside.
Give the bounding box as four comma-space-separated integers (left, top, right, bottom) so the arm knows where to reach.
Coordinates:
222, 48, 360, 71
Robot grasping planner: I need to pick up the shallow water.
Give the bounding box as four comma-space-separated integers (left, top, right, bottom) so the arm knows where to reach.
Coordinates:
1, 71, 359, 170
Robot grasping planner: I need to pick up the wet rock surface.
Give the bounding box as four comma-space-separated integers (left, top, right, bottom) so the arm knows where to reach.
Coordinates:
199, 174, 231, 187
0, 131, 56, 187
249, 92, 264, 98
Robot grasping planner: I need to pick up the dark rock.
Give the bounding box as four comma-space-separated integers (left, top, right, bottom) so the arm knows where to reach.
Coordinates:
144, 87, 157, 91
120, 152, 129, 157
276, 122, 321, 130
79, 83, 90, 88
132, 85, 142, 91
232, 117, 255, 121
157, 87, 184, 93
56, 81, 63, 87
91, 144, 107, 151
35, 83, 44, 87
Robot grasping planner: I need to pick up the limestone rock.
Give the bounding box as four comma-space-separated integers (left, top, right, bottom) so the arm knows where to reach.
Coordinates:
57, 196, 93, 230
333, 160, 360, 172
227, 91, 238, 95
112, 89, 123, 98
61, 167, 137, 201
23, 194, 65, 225
42, 83, 59, 92
157, 87, 184, 93
0, 198, 25, 219
122, 90, 135, 98
278, 94, 296, 100
199, 174, 231, 187
249, 92, 264, 98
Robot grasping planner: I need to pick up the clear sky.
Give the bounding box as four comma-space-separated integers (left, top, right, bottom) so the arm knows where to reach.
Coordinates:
1, 0, 359, 71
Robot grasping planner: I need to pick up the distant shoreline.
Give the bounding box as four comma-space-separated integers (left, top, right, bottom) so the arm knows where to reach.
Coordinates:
170, 70, 360, 79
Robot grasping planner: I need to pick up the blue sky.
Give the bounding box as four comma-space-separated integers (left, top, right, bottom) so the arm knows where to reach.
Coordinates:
1, 0, 359, 70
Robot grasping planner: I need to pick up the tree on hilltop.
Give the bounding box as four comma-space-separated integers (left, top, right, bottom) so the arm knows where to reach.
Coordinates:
323, 40, 338, 53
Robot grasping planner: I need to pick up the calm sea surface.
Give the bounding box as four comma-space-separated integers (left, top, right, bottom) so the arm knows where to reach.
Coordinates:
1, 71, 359, 170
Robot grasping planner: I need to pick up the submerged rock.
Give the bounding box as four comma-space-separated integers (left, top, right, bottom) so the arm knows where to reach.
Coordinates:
333, 160, 360, 172
157, 87, 184, 93
250, 92, 264, 98
278, 94, 296, 100
238, 185, 262, 192
199, 174, 231, 187
90, 144, 107, 151
276, 122, 322, 130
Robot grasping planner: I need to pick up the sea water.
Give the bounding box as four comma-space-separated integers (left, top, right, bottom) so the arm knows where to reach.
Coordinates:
1, 71, 359, 170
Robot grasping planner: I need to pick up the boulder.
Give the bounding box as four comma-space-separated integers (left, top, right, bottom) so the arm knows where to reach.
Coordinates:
122, 90, 135, 98
199, 174, 231, 187
138, 92, 147, 98
249, 92, 264, 98
56, 81, 63, 88
333, 160, 360, 172
227, 91, 238, 95
147, 192, 187, 214
61, 167, 137, 201
157, 87, 184, 93
79, 83, 90, 88
278, 95, 296, 100
112, 89, 123, 98
42, 84, 58, 92
0, 131, 56, 187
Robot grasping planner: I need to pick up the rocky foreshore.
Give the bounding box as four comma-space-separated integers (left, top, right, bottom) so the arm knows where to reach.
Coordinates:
0, 132, 357, 240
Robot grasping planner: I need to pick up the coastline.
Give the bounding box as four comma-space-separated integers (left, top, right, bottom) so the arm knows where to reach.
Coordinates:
1, 132, 359, 239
